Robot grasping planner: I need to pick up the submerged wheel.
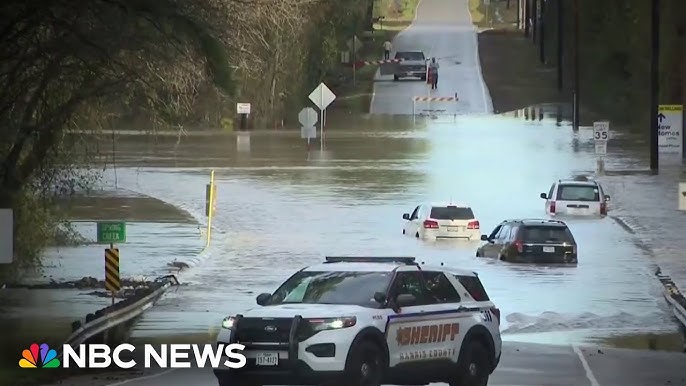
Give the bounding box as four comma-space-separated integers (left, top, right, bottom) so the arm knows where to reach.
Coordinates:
415, 232, 419, 238
402, 229, 405, 234
451, 340, 490, 386
393, 75, 399, 81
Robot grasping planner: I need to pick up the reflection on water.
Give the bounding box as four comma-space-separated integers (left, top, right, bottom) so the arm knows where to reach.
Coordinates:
20, 112, 682, 348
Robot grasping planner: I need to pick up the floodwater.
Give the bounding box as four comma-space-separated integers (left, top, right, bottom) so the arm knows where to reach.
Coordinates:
75, 109, 681, 346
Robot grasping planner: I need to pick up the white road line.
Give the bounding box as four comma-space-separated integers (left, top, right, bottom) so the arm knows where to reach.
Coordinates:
464, 0, 493, 114
105, 369, 177, 386
369, 0, 424, 114
572, 345, 600, 386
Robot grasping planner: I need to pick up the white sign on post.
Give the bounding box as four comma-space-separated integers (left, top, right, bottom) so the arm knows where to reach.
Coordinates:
593, 121, 609, 156
298, 107, 318, 127
301, 125, 317, 139
658, 105, 683, 157
236, 102, 251, 114
679, 182, 686, 211
308, 83, 336, 150
0, 209, 13, 264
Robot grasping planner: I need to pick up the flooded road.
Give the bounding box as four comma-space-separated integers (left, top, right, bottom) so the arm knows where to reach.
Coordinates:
89, 111, 678, 346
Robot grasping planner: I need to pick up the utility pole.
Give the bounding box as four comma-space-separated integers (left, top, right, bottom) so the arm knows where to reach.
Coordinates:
516, 0, 521, 28
524, 0, 530, 37
532, 0, 538, 42
650, 0, 660, 171
572, 0, 580, 130
557, 0, 563, 90
540, 0, 546, 63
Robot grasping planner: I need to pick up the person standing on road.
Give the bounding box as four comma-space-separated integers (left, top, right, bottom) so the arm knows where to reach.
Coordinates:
383, 40, 392, 60
428, 57, 439, 90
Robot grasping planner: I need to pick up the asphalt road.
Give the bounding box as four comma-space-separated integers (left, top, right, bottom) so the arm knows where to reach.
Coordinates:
50, 342, 686, 386
370, 0, 492, 115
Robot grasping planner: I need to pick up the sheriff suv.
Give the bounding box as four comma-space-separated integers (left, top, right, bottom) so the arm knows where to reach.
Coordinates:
214, 256, 502, 386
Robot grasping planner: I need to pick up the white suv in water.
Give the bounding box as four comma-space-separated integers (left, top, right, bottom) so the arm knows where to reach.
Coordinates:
402, 203, 481, 240
540, 177, 611, 217
214, 256, 502, 386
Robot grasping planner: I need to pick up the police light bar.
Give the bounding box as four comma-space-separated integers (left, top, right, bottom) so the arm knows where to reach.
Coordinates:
324, 256, 417, 265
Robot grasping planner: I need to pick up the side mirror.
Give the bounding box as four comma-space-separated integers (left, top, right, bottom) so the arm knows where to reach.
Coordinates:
256, 293, 271, 306
480, 234, 489, 241
402, 213, 410, 220
540, 193, 547, 199
395, 293, 417, 308
604, 195, 611, 201
373, 292, 386, 304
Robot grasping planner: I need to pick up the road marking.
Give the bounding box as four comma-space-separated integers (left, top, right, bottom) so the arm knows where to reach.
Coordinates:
369, 0, 423, 114
572, 345, 600, 386
464, 1, 492, 114
105, 369, 177, 386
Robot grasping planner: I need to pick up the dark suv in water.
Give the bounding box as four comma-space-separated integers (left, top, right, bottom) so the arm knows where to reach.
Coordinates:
475, 219, 577, 264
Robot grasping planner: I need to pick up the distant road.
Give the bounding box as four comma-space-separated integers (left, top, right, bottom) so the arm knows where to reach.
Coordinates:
370, 0, 492, 115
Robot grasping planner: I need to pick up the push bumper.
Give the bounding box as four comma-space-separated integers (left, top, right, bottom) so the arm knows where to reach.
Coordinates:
215, 314, 346, 385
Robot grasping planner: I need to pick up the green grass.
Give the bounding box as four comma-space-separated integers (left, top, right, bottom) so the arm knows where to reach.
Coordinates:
331, 0, 419, 114
468, 0, 519, 30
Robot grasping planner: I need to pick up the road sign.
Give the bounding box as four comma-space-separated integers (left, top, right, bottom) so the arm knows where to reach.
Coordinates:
679, 182, 686, 211
308, 83, 336, 110
347, 36, 363, 53
97, 222, 126, 244
658, 105, 683, 156
236, 102, 251, 114
105, 248, 121, 292
594, 141, 607, 155
0, 209, 12, 264
593, 121, 609, 141
301, 125, 317, 139
298, 107, 318, 127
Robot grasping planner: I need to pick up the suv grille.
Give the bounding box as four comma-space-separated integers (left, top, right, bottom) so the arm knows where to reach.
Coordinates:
235, 317, 292, 343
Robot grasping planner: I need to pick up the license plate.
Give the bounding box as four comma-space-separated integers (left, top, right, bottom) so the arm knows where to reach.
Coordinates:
543, 246, 555, 253
255, 352, 278, 366
447, 226, 460, 232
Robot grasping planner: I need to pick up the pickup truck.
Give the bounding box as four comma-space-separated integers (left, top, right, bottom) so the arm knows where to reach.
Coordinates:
393, 50, 427, 81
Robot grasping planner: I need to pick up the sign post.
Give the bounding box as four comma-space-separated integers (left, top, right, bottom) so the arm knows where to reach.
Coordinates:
658, 105, 683, 162
298, 107, 318, 150
96, 221, 126, 305
205, 170, 217, 247
0, 209, 12, 264
308, 83, 337, 151
347, 36, 363, 87
236, 103, 251, 131
593, 121, 609, 174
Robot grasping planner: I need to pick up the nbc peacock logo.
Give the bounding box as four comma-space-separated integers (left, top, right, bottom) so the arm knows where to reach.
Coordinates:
19, 343, 61, 368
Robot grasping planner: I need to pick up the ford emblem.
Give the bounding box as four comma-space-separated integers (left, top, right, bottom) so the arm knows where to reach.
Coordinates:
264, 325, 277, 332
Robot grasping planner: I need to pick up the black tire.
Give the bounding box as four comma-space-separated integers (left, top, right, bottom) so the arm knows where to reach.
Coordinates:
402, 229, 405, 234
415, 232, 419, 238
475, 251, 480, 257
393, 75, 399, 81
344, 340, 383, 386
499, 254, 506, 261
451, 340, 490, 386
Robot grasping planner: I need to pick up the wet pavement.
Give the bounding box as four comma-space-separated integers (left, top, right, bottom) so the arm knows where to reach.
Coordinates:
41, 342, 686, 386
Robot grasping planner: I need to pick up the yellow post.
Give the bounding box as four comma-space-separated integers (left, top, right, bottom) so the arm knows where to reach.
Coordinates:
206, 169, 215, 247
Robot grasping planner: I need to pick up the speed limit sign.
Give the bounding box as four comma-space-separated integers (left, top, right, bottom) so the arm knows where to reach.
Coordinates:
593, 121, 609, 141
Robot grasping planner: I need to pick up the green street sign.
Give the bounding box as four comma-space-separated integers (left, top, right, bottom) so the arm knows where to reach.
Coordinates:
97, 222, 127, 244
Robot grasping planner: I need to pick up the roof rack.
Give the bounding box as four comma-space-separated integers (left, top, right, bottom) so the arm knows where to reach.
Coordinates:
324, 256, 417, 265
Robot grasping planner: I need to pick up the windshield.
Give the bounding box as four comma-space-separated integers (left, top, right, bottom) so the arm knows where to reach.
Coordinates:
395, 51, 425, 61
521, 226, 573, 243
556, 184, 600, 202
430, 206, 474, 220
268, 271, 393, 308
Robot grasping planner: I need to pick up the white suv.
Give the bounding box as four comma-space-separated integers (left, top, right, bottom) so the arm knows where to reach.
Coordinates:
402, 203, 481, 240
540, 177, 611, 217
214, 256, 502, 386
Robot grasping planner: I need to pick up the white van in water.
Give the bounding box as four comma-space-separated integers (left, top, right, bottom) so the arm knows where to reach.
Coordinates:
402, 203, 480, 240
540, 178, 611, 217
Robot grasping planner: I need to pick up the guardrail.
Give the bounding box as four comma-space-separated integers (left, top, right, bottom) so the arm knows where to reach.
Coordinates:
57, 274, 180, 358
656, 270, 686, 351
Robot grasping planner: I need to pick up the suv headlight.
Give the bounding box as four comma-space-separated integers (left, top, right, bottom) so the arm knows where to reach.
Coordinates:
305, 316, 356, 332
221, 316, 236, 329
